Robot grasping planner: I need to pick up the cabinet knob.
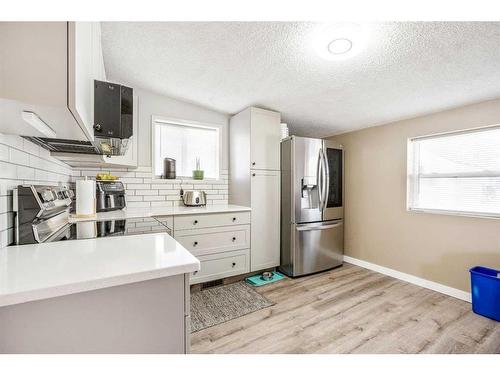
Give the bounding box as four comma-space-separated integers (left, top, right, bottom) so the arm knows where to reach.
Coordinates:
232, 262, 236, 267
252, 162, 256, 166
193, 241, 198, 247
193, 220, 198, 225
232, 237, 236, 242
232, 217, 236, 222
252, 173, 256, 177
93, 124, 102, 132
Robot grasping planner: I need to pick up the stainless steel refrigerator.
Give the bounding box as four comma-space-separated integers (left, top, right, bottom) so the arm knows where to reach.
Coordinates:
280, 136, 344, 277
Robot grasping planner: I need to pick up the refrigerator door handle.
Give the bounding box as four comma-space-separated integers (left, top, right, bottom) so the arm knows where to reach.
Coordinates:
317, 150, 324, 211
322, 147, 330, 211
296, 222, 343, 231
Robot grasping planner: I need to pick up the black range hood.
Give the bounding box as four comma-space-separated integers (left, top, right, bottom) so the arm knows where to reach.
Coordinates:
24, 80, 133, 157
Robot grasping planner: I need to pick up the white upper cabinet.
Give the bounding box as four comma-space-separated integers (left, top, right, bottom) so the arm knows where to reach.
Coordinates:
0, 22, 106, 142
229, 107, 282, 272
68, 22, 94, 141
92, 23, 107, 81
249, 108, 281, 170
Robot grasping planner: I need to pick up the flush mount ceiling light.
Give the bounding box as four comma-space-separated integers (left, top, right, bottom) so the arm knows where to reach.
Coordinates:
313, 23, 368, 61
328, 38, 353, 55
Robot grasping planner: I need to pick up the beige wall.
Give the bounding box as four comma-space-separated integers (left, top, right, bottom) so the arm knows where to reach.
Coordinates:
328, 98, 500, 292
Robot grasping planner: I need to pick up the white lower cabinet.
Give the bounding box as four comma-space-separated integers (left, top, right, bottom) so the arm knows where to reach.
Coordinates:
172, 211, 251, 285
190, 249, 250, 284
174, 225, 250, 257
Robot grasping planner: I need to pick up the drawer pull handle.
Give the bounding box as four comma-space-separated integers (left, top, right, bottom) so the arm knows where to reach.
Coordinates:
193, 241, 198, 247
232, 237, 236, 242
232, 262, 236, 267
193, 220, 198, 225
232, 217, 236, 222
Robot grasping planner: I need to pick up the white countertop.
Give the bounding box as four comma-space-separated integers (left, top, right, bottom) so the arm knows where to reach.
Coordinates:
69, 204, 251, 222
0, 233, 200, 307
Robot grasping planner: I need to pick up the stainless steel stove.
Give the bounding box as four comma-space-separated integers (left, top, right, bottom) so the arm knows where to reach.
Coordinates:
13, 184, 171, 245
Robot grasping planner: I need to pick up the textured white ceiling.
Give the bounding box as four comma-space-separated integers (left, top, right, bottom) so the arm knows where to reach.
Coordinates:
102, 22, 500, 137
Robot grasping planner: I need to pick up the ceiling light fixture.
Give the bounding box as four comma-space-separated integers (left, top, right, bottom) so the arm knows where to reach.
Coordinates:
313, 23, 368, 61
328, 38, 353, 55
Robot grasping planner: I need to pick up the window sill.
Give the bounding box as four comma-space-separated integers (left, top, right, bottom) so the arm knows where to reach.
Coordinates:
151, 176, 223, 183
407, 207, 500, 220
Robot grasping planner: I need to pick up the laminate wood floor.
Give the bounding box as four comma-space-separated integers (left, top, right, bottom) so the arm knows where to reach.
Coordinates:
191, 264, 500, 353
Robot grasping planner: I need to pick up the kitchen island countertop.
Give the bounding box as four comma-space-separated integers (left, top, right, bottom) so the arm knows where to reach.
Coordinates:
0, 233, 200, 307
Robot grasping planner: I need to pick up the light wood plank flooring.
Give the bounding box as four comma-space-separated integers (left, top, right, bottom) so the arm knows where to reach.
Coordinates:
191, 264, 500, 353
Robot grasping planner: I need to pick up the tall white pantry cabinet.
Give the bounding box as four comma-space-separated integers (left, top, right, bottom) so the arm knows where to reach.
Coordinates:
229, 107, 281, 272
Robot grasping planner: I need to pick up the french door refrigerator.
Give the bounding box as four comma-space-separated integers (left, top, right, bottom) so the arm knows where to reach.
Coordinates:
280, 136, 344, 277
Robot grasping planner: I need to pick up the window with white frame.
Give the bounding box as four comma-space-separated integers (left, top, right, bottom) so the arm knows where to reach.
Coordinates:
153, 119, 220, 179
407, 126, 500, 217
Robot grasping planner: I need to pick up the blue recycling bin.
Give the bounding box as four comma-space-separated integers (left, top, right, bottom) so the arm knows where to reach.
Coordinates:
469, 266, 500, 322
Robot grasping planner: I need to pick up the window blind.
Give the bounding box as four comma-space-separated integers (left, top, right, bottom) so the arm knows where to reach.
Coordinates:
407, 126, 500, 217
154, 121, 219, 179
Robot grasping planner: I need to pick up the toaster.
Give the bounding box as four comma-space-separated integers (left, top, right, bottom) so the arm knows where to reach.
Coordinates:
182, 190, 206, 206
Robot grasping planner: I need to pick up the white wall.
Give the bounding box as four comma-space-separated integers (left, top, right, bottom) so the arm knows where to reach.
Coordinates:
73, 88, 230, 208
328, 97, 500, 292
0, 134, 73, 247
134, 88, 229, 169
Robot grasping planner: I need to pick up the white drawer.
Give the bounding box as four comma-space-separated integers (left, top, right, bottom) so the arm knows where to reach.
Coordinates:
174, 225, 250, 256
174, 211, 250, 231
191, 249, 250, 284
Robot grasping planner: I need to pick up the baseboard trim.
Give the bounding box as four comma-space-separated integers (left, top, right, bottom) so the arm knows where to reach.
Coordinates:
343, 255, 472, 303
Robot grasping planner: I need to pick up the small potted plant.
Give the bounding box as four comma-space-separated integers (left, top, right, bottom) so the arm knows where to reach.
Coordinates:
192, 157, 204, 180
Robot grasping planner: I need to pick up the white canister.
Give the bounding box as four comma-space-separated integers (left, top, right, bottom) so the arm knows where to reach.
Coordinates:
75, 178, 96, 218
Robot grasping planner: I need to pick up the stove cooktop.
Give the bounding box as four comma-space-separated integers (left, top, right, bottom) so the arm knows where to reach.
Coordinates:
49, 218, 172, 242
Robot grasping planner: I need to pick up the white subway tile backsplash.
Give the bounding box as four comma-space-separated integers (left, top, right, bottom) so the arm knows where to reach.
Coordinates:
148, 179, 179, 184
133, 166, 151, 172
0, 161, 18, 179
151, 184, 173, 189
0, 135, 72, 248
120, 177, 143, 184
127, 201, 151, 208
0, 144, 9, 161
155, 189, 178, 195
126, 196, 144, 202
17, 165, 35, 180
143, 195, 166, 202
23, 138, 40, 156
0, 134, 24, 150
65, 165, 230, 235
135, 172, 152, 178
166, 195, 182, 201
135, 189, 158, 196
126, 183, 151, 190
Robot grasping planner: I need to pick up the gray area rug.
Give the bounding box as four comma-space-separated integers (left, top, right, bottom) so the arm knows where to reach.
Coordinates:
190, 282, 275, 333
